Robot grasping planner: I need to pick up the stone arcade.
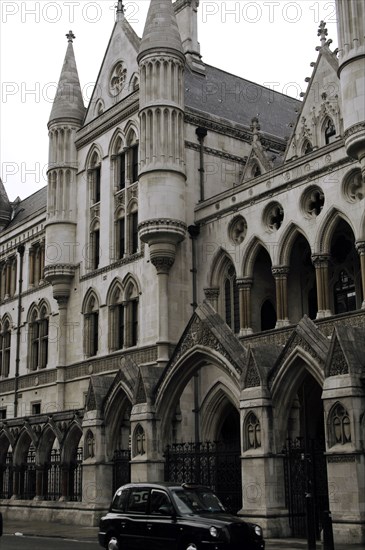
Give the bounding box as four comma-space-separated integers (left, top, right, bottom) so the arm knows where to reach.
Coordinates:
0, 0, 364, 545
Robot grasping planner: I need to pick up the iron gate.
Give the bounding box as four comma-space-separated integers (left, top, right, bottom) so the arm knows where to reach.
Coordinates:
112, 449, 131, 495
164, 441, 241, 513
283, 438, 329, 538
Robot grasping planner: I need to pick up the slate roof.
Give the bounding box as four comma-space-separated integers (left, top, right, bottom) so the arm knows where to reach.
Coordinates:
185, 64, 300, 140
4, 186, 47, 232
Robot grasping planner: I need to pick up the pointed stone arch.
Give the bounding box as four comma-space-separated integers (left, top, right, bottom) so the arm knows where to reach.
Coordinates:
106, 277, 124, 306
12, 425, 38, 464
200, 381, 239, 441
38, 421, 62, 463
61, 418, 83, 463
124, 121, 139, 143
317, 207, 354, 254
278, 222, 310, 265
109, 127, 125, 157
242, 236, 271, 277
82, 287, 101, 313
209, 247, 235, 287
122, 272, 141, 298
84, 143, 103, 171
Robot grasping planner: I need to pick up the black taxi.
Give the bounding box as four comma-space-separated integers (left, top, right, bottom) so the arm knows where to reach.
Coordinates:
98, 482, 265, 550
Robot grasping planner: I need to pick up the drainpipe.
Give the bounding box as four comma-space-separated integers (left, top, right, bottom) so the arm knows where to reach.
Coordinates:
196, 127, 207, 202
188, 224, 200, 443
14, 244, 25, 418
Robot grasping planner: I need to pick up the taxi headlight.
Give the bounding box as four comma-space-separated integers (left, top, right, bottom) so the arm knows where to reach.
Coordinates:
254, 525, 262, 537
209, 526, 218, 538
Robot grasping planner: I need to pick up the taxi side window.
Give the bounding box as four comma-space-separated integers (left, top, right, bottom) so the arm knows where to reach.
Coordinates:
150, 489, 173, 515
126, 488, 149, 513
112, 488, 129, 512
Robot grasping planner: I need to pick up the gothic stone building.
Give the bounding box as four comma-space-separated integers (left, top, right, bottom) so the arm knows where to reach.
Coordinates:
0, 0, 364, 544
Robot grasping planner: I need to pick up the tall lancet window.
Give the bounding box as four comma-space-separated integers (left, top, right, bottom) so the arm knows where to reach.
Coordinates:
224, 264, 239, 333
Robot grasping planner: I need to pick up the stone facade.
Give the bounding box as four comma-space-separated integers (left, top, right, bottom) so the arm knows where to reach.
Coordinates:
0, 0, 364, 544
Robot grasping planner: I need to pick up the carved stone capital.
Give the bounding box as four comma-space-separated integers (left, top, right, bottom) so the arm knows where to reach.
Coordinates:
311, 254, 330, 268
203, 287, 220, 300
271, 266, 290, 277
151, 256, 175, 274
236, 277, 253, 289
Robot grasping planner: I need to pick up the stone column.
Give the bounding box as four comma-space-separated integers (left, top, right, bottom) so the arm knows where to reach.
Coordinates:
312, 254, 332, 318
60, 463, 69, 500
236, 277, 253, 336
35, 466, 45, 500
203, 287, 219, 310
355, 241, 365, 308
272, 266, 290, 327
240, 387, 289, 537
151, 256, 174, 363
81, 411, 113, 508
40, 240, 45, 282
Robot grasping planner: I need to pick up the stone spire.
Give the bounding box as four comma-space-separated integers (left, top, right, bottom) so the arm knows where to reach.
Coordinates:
139, 0, 183, 58
49, 31, 85, 124
0, 178, 11, 230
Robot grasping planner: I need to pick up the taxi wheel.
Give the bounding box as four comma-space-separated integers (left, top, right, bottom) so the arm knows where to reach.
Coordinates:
185, 544, 198, 550
107, 535, 119, 550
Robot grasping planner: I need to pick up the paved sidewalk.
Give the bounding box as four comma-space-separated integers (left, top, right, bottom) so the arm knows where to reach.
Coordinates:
2, 518, 364, 549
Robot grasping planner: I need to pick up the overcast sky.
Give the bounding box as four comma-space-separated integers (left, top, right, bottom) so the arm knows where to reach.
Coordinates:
0, 0, 338, 202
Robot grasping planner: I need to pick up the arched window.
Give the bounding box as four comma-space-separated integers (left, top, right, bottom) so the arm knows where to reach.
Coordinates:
126, 130, 139, 185
324, 118, 336, 145
330, 403, 351, 446
113, 136, 126, 191
84, 293, 99, 357
90, 220, 100, 270
0, 318, 11, 377
224, 265, 239, 333
303, 140, 313, 155
28, 304, 49, 370
252, 163, 261, 177
124, 279, 139, 347
334, 270, 356, 313
245, 412, 261, 450
133, 424, 145, 456
115, 208, 126, 260
89, 151, 101, 204
109, 283, 125, 351
128, 202, 139, 255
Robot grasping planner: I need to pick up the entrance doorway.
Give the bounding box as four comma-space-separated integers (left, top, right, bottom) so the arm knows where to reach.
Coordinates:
283, 373, 330, 538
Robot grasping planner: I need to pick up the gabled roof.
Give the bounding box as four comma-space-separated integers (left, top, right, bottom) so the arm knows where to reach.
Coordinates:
3, 186, 47, 232
185, 64, 300, 141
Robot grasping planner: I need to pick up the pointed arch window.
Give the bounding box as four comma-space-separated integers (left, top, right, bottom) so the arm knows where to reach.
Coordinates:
134, 424, 145, 456
325, 118, 336, 145
29, 241, 45, 287
252, 163, 261, 178
115, 209, 126, 260
84, 294, 99, 357
126, 131, 139, 184
0, 318, 11, 378
129, 203, 139, 255
90, 220, 100, 270
303, 140, 313, 155
245, 412, 261, 450
109, 285, 125, 351
224, 264, 239, 333
330, 404, 351, 446
89, 152, 101, 204
0, 256, 17, 300
334, 270, 356, 314
28, 304, 49, 370
125, 280, 139, 348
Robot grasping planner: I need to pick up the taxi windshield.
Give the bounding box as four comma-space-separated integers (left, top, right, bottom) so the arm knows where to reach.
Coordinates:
171, 487, 226, 514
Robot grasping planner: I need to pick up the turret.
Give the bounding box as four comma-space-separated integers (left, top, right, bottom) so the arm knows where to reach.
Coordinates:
137, 0, 187, 361
44, 31, 85, 368
335, 0, 365, 180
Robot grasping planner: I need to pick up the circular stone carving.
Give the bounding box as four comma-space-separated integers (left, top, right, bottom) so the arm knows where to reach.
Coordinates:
300, 185, 325, 219
263, 201, 284, 232
110, 61, 127, 96
228, 215, 247, 244
342, 168, 364, 203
